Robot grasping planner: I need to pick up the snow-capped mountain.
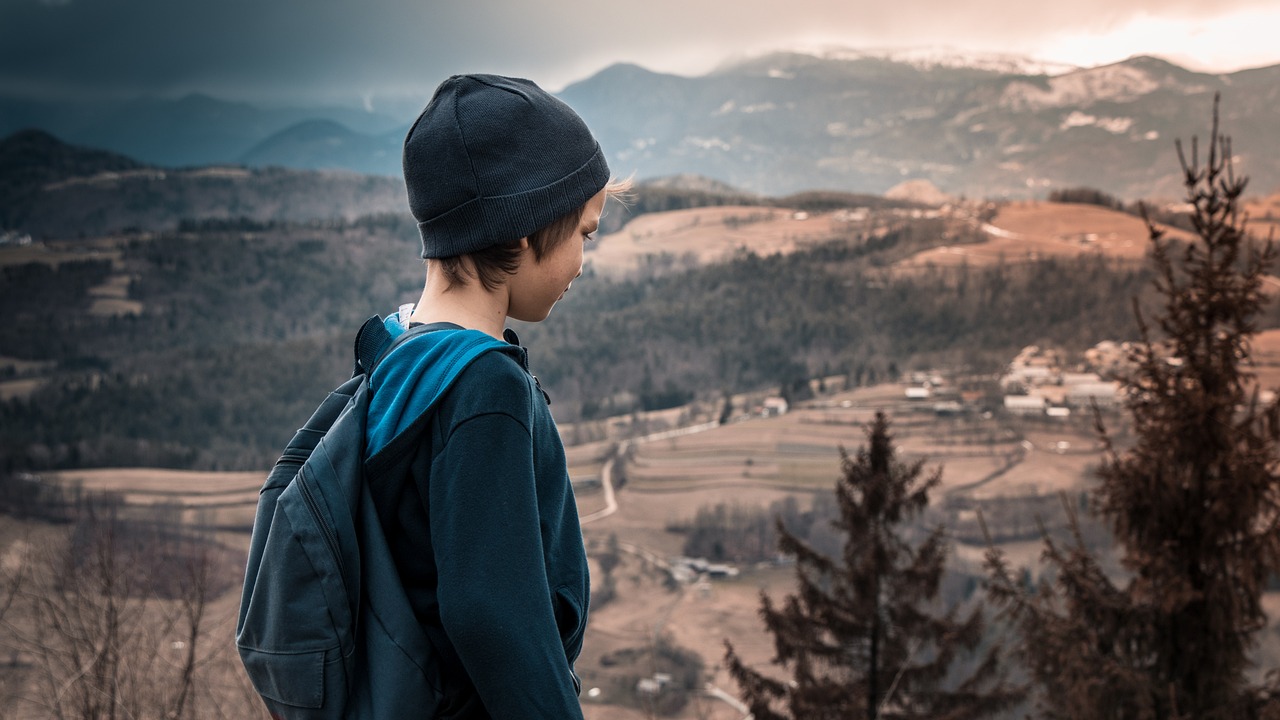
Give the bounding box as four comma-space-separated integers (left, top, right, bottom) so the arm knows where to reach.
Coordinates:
4, 51, 1278, 201
774, 44, 1081, 77
562, 52, 1280, 200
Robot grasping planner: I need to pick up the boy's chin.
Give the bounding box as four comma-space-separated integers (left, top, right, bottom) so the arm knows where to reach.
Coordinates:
509, 306, 555, 324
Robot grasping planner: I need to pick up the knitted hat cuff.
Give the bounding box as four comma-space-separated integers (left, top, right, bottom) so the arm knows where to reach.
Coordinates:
417, 143, 609, 259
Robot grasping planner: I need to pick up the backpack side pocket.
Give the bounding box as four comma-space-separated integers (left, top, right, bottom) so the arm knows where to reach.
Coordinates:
237, 479, 355, 716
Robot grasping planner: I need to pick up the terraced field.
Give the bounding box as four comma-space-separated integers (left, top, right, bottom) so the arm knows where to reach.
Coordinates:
573, 381, 1107, 717
47, 467, 263, 530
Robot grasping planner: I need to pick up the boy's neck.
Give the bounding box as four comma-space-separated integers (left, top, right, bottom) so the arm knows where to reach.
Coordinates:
409, 265, 510, 340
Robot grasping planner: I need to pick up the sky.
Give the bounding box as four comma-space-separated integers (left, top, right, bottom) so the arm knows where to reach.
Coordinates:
2, 0, 1279, 109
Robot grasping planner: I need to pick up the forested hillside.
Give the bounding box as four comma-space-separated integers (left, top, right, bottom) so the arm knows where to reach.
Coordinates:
0, 205, 1178, 472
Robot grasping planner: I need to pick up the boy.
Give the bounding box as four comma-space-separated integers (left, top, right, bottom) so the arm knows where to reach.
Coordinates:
364, 74, 625, 718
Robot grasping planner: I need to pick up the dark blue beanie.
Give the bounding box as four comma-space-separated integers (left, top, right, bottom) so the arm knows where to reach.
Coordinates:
403, 74, 611, 259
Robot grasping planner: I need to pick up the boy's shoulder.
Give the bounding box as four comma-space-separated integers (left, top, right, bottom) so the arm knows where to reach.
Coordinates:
444, 348, 539, 417
366, 324, 528, 457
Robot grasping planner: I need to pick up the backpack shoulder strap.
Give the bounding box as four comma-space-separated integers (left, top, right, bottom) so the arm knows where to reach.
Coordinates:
352, 316, 447, 378
353, 316, 392, 377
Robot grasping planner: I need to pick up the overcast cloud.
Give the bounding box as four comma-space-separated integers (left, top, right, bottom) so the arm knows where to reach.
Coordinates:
2, 0, 1278, 107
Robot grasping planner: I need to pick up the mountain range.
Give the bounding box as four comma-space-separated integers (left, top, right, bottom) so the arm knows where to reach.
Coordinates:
3, 50, 1279, 201
561, 52, 1280, 200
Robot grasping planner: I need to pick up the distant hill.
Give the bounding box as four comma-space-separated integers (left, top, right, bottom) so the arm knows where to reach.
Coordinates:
239, 119, 404, 175
0, 130, 408, 239
3, 52, 1277, 200
640, 173, 746, 194
0, 129, 145, 231
0, 93, 406, 168
0, 128, 143, 186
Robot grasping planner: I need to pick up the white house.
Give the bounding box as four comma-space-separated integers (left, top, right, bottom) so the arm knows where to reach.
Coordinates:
1004, 395, 1047, 415
762, 397, 789, 415
1066, 382, 1122, 408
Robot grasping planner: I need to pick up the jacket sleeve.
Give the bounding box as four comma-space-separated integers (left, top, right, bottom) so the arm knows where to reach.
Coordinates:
425, 376, 584, 719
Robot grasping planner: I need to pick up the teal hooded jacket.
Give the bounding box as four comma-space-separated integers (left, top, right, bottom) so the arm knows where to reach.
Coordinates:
364, 317, 589, 719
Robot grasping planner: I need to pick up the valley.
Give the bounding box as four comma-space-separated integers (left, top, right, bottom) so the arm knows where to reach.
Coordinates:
20, 372, 1103, 719
5, 178, 1280, 717
23, 349, 1280, 718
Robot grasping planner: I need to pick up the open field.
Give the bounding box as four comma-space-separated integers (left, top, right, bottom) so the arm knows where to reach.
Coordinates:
46, 467, 263, 530
0, 237, 125, 268
582, 199, 1214, 285
588, 205, 827, 277
87, 272, 143, 316
894, 201, 1191, 271
0, 378, 45, 401
1248, 328, 1280, 391
1245, 192, 1280, 240
587, 204, 899, 277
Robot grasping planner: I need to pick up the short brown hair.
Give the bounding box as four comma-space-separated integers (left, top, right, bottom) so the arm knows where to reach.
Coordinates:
433, 205, 584, 291
434, 178, 631, 291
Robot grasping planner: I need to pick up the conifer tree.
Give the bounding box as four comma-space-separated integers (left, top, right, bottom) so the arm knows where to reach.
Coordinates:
984, 96, 1280, 719
725, 412, 1023, 719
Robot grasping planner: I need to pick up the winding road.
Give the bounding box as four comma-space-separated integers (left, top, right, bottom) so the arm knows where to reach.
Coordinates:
580, 421, 720, 525
578, 420, 752, 718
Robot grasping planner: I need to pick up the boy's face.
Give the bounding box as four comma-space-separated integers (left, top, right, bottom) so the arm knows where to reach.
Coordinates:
507, 188, 607, 323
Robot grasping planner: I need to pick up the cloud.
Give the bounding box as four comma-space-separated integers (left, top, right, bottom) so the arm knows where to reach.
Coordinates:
0, 0, 1276, 104
1032, 5, 1280, 72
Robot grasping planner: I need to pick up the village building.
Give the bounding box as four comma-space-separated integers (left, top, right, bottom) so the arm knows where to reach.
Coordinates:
1003, 394, 1047, 415
1066, 381, 1122, 408
761, 397, 788, 416
905, 386, 932, 400
1061, 371, 1104, 386
933, 400, 964, 416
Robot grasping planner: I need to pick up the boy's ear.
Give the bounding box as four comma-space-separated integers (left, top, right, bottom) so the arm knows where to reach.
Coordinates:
517, 236, 530, 250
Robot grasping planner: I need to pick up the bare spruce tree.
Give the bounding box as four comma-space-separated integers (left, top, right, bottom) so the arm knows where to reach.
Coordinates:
726, 411, 1023, 719
985, 96, 1280, 719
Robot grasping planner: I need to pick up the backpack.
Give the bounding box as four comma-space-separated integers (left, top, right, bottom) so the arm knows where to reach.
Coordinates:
236, 315, 510, 719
